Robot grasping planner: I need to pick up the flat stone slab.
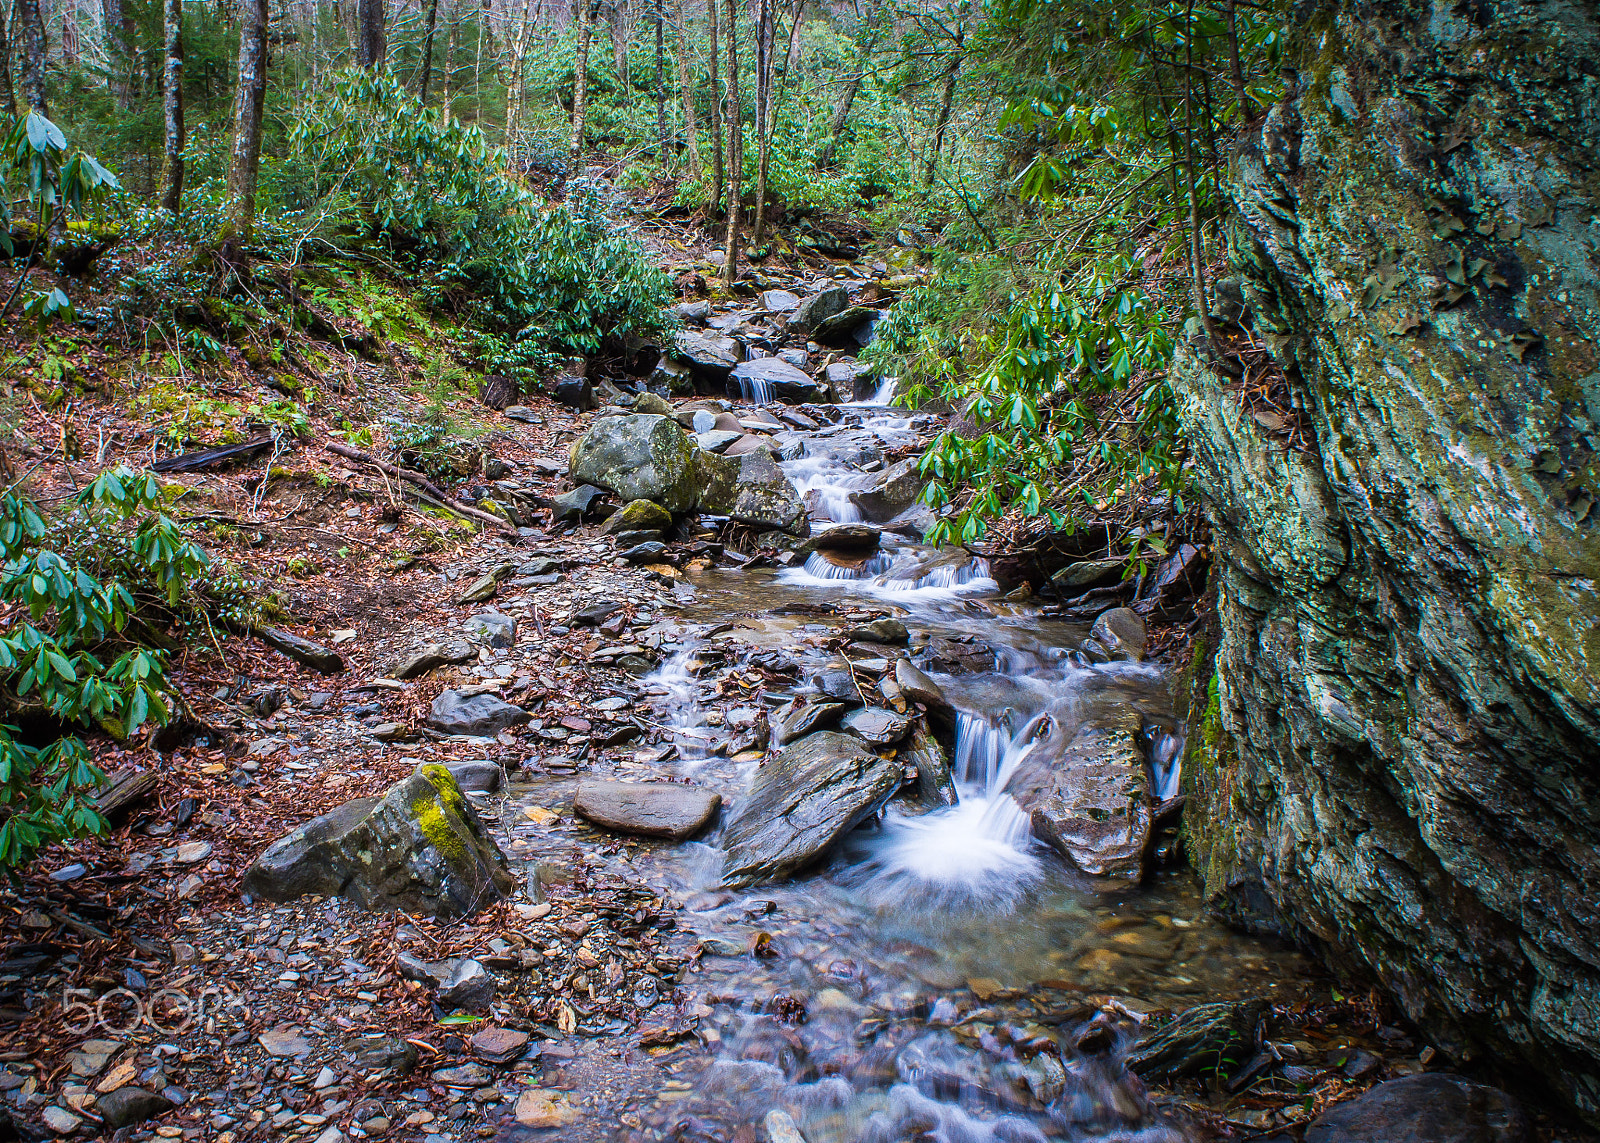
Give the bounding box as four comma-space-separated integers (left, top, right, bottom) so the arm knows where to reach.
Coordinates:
573, 781, 722, 840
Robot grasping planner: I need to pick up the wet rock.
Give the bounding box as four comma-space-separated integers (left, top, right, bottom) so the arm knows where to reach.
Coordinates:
776, 701, 847, 745
444, 760, 503, 793
894, 659, 951, 717
427, 690, 529, 736
515, 1089, 580, 1129
434, 1061, 494, 1088
242, 764, 514, 920
849, 459, 922, 522
695, 447, 808, 534
553, 484, 606, 521
1297, 1074, 1529, 1143
569, 414, 699, 513
765, 1109, 807, 1143
1127, 998, 1267, 1081
796, 523, 880, 557
573, 781, 722, 839
902, 724, 957, 808
602, 498, 675, 534
731, 357, 827, 404
813, 304, 881, 346
1008, 708, 1150, 881
1086, 607, 1147, 662
842, 617, 908, 644
811, 664, 863, 704
95, 1087, 174, 1131
787, 286, 848, 332
391, 641, 475, 680
672, 331, 741, 379
722, 731, 903, 887
841, 706, 914, 746
463, 611, 515, 648
633, 391, 674, 416
437, 958, 496, 1011
1051, 558, 1125, 590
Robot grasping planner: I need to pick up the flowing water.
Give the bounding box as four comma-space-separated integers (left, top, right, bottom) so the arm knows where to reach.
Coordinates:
509, 399, 1331, 1142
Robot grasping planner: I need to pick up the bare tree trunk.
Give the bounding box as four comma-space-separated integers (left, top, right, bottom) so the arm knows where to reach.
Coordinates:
442, 0, 458, 113
0, 1, 19, 117
570, 0, 595, 160
160, 0, 185, 213
707, 0, 722, 211
16, 0, 45, 114
750, 0, 773, 245
818, 3, 879, 169
417, 0, 438, 100
673, 0, 699, 177
356, 0, 386, 68
225, 0, 268, 246
506, 0, 534, 138
720, 0, 739, 286
922, 52, 959, 186
610, 0, 628, 95
99, 0, 136, 108
773, 0, 801, 108
654, 0, 666, 162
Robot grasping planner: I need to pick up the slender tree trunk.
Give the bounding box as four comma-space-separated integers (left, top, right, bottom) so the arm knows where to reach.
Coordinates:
707, 0, 723, 211
570, 0, 595, 160
654, 0, 666, 161
160, 0, 185, 213
673, 0, 699, 177
818, 4, 878, 169
922, 52, 959, 186
225, 0, 268, 246
506, 0, 534, 138
721, 0, 739, 285
610, 2, 628, 95
16, 0, 45, 114
99, 0, 136, 108
474, 0, 485, 119
0, 1, 18, 117
750, 0, 773, 245
417, 0, 438, 100
773, 0, 801, 109
355, 0, 385, 68
442, 0, 457, 113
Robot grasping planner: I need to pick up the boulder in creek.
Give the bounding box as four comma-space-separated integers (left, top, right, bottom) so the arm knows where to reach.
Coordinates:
730, 357, 827, 404
786, 285, 848, 333
723, 434, 777, 458
697, 429, 746, 454
632, 391, 674, 416
569, 414, 699, 513
812, 304, 881, 347
776, 701, 847, 745
1083, 607, 1147, 662
1006, 707, 1150, 882
695, 447, 808, 535
552, 483, 606, 521
601, 498, 675, 534
427, 689, 530, 736
796, 523, 881, 558
901, 723, 957, 809
1291, 1074, 1530, 1143
573, 781, 722, 840
848, 459, 922, 522
721, 731, 903, 887
242, 764, 515, 920
894, 659, 952, 718
842, 617, 908, 644
671, 331, 741, 379
1127, 997, 1267, 1082
841, 706, 913, 746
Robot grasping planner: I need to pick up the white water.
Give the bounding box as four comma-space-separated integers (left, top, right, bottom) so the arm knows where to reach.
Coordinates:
783, 454, 867, 523
645, 645, 718, 760
781, 550, 997, 602
845, 375, 898, 407
738, 372, 775, 405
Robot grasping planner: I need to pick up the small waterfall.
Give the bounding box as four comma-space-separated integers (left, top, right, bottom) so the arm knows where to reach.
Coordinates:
1147, 725, 1183, 800
738, 373, 775, 405
645, 645, 717, 760
783, 455, 866, 523
783, 551, 995, 599
799, 551, 895, 580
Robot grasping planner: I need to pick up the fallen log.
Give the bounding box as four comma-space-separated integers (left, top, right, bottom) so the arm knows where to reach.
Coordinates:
93, 767, 158, 820
224, 621, 345, 674
323, 442, 517, 535
152, 436, 274, 472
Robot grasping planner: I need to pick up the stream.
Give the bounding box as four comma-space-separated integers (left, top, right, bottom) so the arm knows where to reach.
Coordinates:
504, 397, 1329, 1142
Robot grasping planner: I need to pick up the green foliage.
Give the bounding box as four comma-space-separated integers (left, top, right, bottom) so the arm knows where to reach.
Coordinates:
0, 467, 243, 868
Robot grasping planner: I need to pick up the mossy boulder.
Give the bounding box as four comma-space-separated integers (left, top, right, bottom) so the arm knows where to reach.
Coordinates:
242, 764, 514, 920
694, 446, 808, 535
568, 414, 698, 513
602, 499, 674, 534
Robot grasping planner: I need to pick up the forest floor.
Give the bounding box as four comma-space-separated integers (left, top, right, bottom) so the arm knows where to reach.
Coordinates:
0, 194, 1585, 1143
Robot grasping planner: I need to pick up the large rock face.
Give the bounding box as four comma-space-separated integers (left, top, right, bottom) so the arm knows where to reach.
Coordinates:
569, 414, 698, 512
1174, 0, 1600, 1120
695, 447, 808, 534
243, 765, 514, 920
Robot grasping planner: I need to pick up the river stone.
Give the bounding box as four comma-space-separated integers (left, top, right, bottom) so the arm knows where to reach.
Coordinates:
427, 690, 529, 736
724, 434, 777, 458
345, 1032, 418, 1078
825, 359, 868, 397
1007, 708, 1150, 882
848, 459, 922, 522
721, 731, 902, 887
894, 659, 952, 716
1127, 998, 1268, 1082
1052, 558, 1126, 590
797, 523, 881, 557
811, 664, 863, 704
671, 331, 741, 378
695, 448, 807, 534
572, 781, 722, 839
902, 724, 957, 809
776, 701, 847, 745
1088, 607, 1147, 661
631, 391, 673, 416
841, 706, 913, 746
95, 1086, 173, 1131
787, 286, 848, 332
731, 357, 826, 404
842, 618, 908, 644
242, 764, 514, 919
621, 541, 668, 563
463, 611, 515, 648
602, 498, 675, 534
697, 429, 746, 453
1297, 1074, 1530, 1143
569, 414, 699, 513
553, 484, 605, 521
812, 304, 880, 346
445, 760, 503, 793
437, 958, 496, 1011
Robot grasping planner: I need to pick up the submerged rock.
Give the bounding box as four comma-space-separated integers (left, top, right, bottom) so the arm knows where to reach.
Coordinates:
242, 764, 514, 920
569, 414, 699, 513
1293, 1074, 1530, 1143
1007, 708, 1150, 882
573, 781, 722, 840
721, 732, 901, 887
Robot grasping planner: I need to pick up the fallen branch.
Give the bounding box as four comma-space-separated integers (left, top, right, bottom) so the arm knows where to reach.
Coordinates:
324, 442, 517, 536
222, 620, 345, 674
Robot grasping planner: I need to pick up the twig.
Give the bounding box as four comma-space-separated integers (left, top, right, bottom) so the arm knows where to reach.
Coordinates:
324, 441, 517, 535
